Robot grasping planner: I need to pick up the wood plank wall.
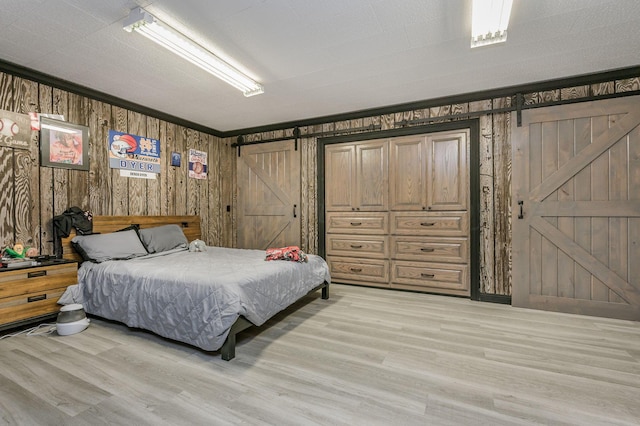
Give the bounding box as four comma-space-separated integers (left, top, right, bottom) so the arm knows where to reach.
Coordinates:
224, 76, 640, 296
0, 72, 235, 256
1, 68, 637, 297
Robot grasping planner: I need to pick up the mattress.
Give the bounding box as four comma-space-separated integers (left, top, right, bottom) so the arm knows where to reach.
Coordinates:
63, 246, 330, 351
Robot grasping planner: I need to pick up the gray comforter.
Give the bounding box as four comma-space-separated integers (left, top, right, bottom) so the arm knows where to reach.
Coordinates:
69, 246, 330, 351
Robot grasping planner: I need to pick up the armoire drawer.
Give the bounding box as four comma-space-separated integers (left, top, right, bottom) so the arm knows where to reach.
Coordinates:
391, 261, 468, 291
390, 211, 468, 236
391, 236, 468, 263
326, 212, 388, 235
326, 235, 388, 259
327, 256, 389, 284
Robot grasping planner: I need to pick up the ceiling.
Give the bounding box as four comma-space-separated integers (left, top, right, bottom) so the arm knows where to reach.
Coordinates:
1, 0, 639, 133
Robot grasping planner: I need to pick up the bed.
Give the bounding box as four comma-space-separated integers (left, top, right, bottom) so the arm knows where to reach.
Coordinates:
58, 215, 330, 360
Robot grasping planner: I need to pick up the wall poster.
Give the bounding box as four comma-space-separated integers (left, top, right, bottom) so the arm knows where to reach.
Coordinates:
0, 110, 31, 150
40, 117, 90, 170
188, 149, 207, 179
108, 130, 161, 179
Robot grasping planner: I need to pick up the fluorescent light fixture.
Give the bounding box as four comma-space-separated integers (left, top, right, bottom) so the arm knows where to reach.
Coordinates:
471, 0, 513, 48
123, 7, 264, 97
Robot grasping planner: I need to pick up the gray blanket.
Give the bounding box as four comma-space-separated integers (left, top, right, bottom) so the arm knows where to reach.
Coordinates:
66, 246, 330, 351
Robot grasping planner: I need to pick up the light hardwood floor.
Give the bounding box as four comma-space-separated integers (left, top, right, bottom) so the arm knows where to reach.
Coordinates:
1, 284, 639, 425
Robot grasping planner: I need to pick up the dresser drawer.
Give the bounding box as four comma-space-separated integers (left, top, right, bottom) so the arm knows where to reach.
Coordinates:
327, 256, 389, 284
391, 261, 468, 291
326, 235, 388, 259
0, 292, 66, 324
326, 212, 388, 235
391, 236, 468, 263
390, 211, 468, 236
0, 263, 77, 299
0, 262, 78, 329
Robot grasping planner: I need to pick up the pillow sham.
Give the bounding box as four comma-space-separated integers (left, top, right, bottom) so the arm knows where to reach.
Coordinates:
72, 229, 148, 263
138, 224, 188, 253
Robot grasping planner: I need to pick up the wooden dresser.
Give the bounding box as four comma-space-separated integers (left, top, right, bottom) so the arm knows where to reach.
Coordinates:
325, 130, 470, 296
0, 260, 78, 331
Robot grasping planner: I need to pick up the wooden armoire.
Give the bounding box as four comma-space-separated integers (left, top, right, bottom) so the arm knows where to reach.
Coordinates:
323, 129, 471, 296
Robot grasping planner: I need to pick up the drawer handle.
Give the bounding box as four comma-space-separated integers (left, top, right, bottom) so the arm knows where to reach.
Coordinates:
350, 267, 362, 273
421, 273, 435, 278
350, 222, 362, 226
350, 244, 363, 249
420, 222, 435, 227
28, 270, 47, 278
420, 248, 435, 252
27, 294, 46, 303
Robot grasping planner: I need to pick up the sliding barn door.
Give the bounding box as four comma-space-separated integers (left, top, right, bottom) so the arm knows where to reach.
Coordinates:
237, 140, 300, 249
512, 96, 640, 320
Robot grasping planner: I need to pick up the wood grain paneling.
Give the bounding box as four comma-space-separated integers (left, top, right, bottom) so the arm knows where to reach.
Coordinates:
0, 72, 228, 254
67, 93, 89, 210
492, 99, 512, 295
38, 85, 54, 254
111, 106, 128, 215
88, 100, 112, 215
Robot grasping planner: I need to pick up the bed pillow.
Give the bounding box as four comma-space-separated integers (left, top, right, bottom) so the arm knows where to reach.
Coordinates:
72, 229, 148, 263
138, 224, 188, 253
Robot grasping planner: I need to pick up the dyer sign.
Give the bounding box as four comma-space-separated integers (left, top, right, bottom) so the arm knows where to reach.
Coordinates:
108, 130, 161, 178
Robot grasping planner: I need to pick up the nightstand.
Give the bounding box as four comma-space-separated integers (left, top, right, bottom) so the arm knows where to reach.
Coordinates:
0, 259, 78, 331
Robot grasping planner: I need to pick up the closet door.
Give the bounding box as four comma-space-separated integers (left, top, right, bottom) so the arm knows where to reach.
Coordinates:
389, 135, 427, 211
237, 140, 300, 249
325, 144, 356, 211
512, 96, 640, 320
355, 140, 388, 211
425, 131, 468, 211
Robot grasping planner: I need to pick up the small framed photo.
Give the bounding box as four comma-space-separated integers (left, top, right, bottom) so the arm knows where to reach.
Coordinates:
171, 151, 181, 167
40, 117, 89, 171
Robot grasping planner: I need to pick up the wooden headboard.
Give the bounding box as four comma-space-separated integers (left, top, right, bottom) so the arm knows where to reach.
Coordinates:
60, 215, 201, 262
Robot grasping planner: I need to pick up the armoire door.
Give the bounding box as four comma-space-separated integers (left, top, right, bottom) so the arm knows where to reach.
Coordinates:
355, 140, 388, 211
425, 131, 468, 211
512, 96, 640, 320
325, 140, 388, 211
325, 144, 356, 211
237, 140, 300, 249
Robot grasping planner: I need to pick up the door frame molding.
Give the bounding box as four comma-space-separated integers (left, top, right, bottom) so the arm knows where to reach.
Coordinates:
318, 120, 485, 301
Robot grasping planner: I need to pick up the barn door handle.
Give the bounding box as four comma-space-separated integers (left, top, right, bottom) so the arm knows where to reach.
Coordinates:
293, 204, 297, 218
518, 200, 524, 219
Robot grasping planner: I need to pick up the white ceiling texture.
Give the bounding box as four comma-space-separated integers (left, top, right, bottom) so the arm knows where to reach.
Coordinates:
0, 0, 639, 133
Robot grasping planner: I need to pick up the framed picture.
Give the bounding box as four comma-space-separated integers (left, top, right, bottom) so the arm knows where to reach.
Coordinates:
171, 151, 181, 167
39, 117, 89, 171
